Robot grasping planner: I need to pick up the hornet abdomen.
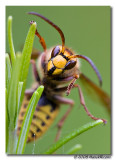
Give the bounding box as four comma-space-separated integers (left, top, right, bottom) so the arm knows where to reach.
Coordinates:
17, 93, 59, 142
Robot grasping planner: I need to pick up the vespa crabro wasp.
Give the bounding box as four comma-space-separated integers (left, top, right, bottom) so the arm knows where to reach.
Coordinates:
17, 12, 110, 142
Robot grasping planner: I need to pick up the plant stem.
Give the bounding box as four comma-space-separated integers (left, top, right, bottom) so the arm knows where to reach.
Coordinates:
7, 54, 22, 131
7, 129, 15, 154
6, 17, 36, 154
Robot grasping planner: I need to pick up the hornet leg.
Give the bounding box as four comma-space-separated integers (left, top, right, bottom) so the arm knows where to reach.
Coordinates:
65, 74, 107, 124
74, 84, 107, 124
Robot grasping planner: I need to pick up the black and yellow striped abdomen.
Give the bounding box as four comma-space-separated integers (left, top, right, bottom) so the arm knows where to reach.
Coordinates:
17, 93, 59, 142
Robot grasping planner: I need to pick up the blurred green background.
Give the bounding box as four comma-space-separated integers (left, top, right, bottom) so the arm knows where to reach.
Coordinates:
6, 6, 111, 154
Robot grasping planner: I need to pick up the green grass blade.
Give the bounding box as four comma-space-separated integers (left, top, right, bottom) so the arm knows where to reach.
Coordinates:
65, 144, 82, 154
16, 86, 44, 154
19, 22, 37, 105
7, 54, 22, 130
5, 53, 12, 91
8, 16, 15, 66
44, 120, 104, 154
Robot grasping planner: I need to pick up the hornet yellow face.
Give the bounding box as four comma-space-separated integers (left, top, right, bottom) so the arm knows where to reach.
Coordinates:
47, 46, 77, 76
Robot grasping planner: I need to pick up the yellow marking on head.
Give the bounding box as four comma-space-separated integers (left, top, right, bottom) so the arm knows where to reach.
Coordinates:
64, 52, 70, 57
59, 45, 73, 58
47, 60, 54, 71
52, 68, 63, 75
70, 58, 77, 62
53, 55, 67, 69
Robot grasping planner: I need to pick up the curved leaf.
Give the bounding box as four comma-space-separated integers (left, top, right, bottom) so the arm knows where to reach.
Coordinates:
16, 86, 44, 154
44, 120, 104, 154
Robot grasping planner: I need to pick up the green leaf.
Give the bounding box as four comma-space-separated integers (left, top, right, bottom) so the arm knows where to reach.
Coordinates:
5, 88, 8, 153
19, 22, 37, 105
14, 81, 24, 127
8, 16, 15, 66
16, 86, 44, 154
5, 53, 12, 91
7, 54, 22, 130
65, 144, 82, 154
44, 120, 104, 154
17, 82, 24, 114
